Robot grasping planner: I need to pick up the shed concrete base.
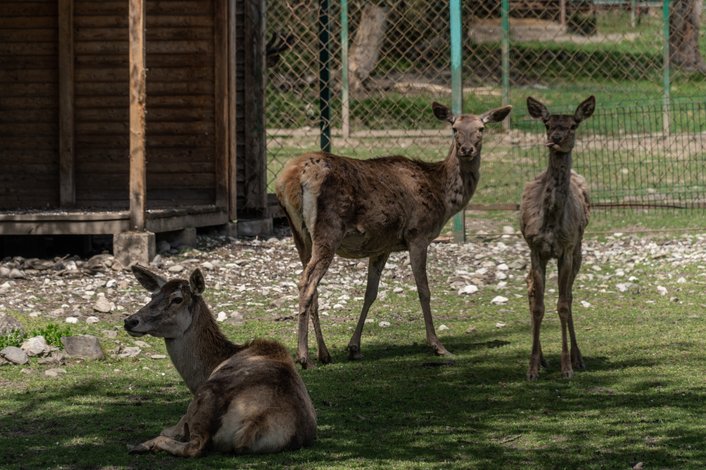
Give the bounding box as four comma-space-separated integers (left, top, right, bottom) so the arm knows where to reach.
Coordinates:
162, 227, 197, 248
237, 218, 272, 238
113, 231, 156, 267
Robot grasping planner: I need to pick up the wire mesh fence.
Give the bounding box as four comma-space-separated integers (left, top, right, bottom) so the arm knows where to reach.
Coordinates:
266, 0, 706, 213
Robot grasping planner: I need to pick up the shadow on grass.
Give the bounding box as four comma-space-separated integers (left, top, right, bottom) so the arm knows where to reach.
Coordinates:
1, 332, 704, 468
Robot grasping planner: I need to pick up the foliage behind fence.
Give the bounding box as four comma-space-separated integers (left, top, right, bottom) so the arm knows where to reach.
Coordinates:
266, 1, 706, 213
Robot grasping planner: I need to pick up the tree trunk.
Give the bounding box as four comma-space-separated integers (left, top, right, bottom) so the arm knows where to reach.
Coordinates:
670, 0, 706, 72
349, 4, 388, 94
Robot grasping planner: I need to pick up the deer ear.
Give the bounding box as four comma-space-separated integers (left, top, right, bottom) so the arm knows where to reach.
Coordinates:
574, 95, 595, 123
527, 96, 550, 121
132, 264, 167, 293
481, 105, 512, 124
189, 268, 206, 296
432, 102, 454, 123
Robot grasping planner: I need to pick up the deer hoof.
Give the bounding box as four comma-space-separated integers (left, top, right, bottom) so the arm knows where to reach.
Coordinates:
432, 344, 451, 356
297, 357, 314, 369
127, 443, 151, 454
347, 345, 363, 360
318, 351, 332, 364
562, 369, 574, 379
527, 370, 540, 381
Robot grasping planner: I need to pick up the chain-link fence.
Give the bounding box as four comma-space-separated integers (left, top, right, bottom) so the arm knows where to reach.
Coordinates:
266, 1, 706, 213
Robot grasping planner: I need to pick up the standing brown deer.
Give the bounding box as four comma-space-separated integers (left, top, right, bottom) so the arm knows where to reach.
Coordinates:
123, 265, 316, 457
276, 101, 512, 368
520, 95, 595, 380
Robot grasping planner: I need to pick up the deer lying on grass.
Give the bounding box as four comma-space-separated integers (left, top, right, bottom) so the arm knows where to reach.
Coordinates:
123, 265, 316, 457
276, 101, 512, 368
519, 95, 595, 380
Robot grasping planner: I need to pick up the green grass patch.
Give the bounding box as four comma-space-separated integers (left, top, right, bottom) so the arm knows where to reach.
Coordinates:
2, 244, 706, 468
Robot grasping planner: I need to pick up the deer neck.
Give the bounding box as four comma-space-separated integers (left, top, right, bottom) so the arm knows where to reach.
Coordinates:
541, 148, 573, 223
164, 300, 240, 394
443, 143, 480, 219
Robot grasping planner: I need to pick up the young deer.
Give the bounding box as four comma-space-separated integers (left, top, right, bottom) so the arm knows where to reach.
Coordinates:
276, 101, 512, 368
520, 96, 595, 380
123, 265, 316, 457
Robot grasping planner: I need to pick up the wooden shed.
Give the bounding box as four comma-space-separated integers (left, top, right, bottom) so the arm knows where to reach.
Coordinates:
0, 0, 270, 264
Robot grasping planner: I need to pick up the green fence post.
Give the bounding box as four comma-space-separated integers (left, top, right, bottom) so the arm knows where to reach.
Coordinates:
319, 0, 331, 152
501, 0, 510, 131
450, 0, 465, 243
662, 0, 670, 135
340, 0, 349, 139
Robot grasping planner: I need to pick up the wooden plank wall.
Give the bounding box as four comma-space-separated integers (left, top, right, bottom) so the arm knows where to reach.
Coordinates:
74, 0, 130, 208
145, 0, 217, 207
73, 0, 217, 209
0, 1, 60, 209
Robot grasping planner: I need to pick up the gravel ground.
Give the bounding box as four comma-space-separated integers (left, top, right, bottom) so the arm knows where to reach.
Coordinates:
1, 226, 706, 332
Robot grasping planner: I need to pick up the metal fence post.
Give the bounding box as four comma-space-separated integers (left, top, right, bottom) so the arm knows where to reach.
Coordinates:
319, 0, 332, 152
662, 0, 670, 135
450, 0, 465, 243
501, 0, 510, 131
340, 0, 349, 139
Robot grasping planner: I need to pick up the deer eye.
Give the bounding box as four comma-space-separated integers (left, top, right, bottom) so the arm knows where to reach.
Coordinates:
170, 296, 183, 306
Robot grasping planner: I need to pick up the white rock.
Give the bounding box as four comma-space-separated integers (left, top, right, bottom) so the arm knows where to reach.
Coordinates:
495, 272, 508, 281
379, 321, 391, 328
393, 287, 404, 294
491, 296, 508, 305
45, 368, 67, 378
117, 346, 141, 358
333, 304, 345, 310
216, 311, 228, 322
85, 316, 100, 324
0, 346, 29, 365
495, 322, 507, 328
150, 354, 167, 360
502, 226, 515, 235
202, 261, 214, 270
656, 285, 668, 296
580, 300, 591, 308
438, 324, 449, 331
677, 277, 687, 284
497, 263, 509, 271
93, 295, 114, 313
9, 269, 25, 279
168, 264, 185, 273
458, 284, 479, 295
21, 336, 50, 357
616, 283, 631, 293
105, 279, 117, 289
65, 317, 79, 324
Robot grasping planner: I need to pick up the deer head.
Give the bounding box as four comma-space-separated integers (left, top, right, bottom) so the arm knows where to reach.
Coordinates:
124, 265, 206, 339
527, 96, 595, 154
432, 102, 512, 159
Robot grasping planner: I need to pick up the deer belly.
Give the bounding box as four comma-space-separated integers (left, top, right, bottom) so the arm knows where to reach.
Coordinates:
337, 229, 406, 258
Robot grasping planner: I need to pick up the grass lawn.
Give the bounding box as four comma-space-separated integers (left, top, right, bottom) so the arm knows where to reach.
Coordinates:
2, 225, 705, 469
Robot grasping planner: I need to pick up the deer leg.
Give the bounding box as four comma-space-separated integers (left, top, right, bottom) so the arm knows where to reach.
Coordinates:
310, 290, 331, 364
557, 253, 575, 379
129, 392, 215, 457
160, 414, 188, 440
568, 246, 585, 370
290, 228, 330, 365
347, 252, 390, 360
409, 243, 449, 356
527, 253, 548, 380
297, 243, 336, 368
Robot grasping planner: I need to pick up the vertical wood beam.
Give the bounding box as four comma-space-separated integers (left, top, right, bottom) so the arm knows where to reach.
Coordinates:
214, 0, 229, 211
243, 0, 267, 217
227, 0, 238, 221
58, 0, 75, 207
128, 0, 146, 230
